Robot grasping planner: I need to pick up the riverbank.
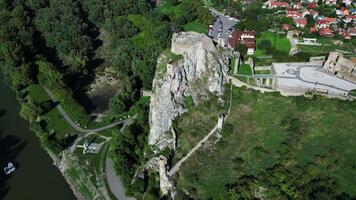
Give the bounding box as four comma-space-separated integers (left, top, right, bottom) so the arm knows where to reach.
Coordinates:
0, 79, 75, 200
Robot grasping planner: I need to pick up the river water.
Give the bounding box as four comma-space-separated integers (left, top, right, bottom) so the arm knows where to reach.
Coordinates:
0, 78, 75, 200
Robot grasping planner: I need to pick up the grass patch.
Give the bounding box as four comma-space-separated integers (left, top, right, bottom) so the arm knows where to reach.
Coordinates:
175, 86, 356, 199
298, 37, 355, 54
185, 96, 194, 109
183, 20, 207, 34
255, 70, 271, 74
25, 85, 75, 138
238, 64, 252, 75
257, 32, 291, 54
66, 166, 95, 199
25, 85, 51, 102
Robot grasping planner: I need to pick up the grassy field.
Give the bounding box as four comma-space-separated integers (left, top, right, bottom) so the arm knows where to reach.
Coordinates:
175, 86, 356, 199
25, 85, 75, 138
183, 20, 207, 34
298, 37, 355, 55
255, 32, 291, 56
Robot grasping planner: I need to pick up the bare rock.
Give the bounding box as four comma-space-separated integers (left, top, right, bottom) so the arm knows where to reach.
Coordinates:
149, 32, 229, 151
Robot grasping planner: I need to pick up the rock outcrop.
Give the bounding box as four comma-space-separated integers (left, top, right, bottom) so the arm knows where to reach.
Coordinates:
149, 32, 229, 151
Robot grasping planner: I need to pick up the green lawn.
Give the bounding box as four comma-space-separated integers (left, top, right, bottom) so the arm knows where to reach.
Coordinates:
298, 37, 355, 55
25, 85, 51, 102
25, 85, 75, 138
255, 69, 272, 74
183, 20, 207, 34
175, 86, 356, 199
238, 64, 252, 75
256, 32, 291, 56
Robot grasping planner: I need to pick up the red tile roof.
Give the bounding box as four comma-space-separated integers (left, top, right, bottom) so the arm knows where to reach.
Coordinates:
319, 28, 334, 36
270, 1, 289, 7
307, 3, 317, 9
294, 18, 307, 26
229, 31, 256, 49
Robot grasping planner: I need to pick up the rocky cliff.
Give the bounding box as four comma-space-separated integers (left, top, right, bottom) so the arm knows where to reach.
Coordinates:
149, 32, 229, 151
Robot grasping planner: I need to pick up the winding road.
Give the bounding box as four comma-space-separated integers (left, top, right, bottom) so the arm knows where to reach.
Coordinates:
44, 87, 129, 133
44, 87, 136, 200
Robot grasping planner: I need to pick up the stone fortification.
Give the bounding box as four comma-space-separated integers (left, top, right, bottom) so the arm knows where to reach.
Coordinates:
149, 32, 229, 151
322, 52, 356, 83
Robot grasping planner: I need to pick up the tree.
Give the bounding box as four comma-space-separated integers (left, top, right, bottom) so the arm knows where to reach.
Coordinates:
235, 44, 247, 56
305, 14, 315, 28
109, 76, 140, 114
258, 40, 272, 52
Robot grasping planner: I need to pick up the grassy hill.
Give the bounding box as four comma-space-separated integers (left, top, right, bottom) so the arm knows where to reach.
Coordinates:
173, 86, 356, 199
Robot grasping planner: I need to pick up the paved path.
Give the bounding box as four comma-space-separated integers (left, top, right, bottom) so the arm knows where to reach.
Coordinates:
106, 158, 135, 200
233, 64, 356, 93
44, 87, 129, 133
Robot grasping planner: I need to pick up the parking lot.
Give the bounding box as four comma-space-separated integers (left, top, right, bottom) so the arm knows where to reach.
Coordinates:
209, 9, 238, 46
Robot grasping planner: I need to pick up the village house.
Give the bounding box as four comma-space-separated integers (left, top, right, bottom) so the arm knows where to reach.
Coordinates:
315, 17, 337, 29
228, 31, 256, 55
267, 0, 289, 9
344, 15, 356, 23
319, 27, 334, 37
349, 28, 356, 37
294, 18, 308, 28
287, 9, 303, 18
282, 23, 293, 31
339, 29, 351, 40
323, 0, 337, 5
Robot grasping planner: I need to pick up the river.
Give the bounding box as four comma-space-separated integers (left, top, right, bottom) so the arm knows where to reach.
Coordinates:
0, 77, 75, 200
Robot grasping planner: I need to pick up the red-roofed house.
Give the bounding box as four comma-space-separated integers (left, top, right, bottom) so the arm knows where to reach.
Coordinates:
282, 24, 293, 31
307, 3, 317, 9
294, 18, 307, 28
340, 7, 349, 16
319, 28, 334, 37
291, 2, 301, 9
344, 15, 356, 23
229, 31, 256, 55
303, 10, 319, 18
287, 9, 302, 18
316, 18, 337, 29
349, 28, 356, 36
339, 29, 351, 39
268, 0, 289, 9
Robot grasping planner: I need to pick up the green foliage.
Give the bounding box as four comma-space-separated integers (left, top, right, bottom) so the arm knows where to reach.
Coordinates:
175, 87, 356, 199
238, 64, 252, 75
349, 89, 356, 97
36, 59, 88, 123
235, 44, 247, 56
110, 101, 152, 198
109, 76, 141, 114
0, 4, 35, 89
258, 40, 272, 51
34, 0, 93, 73
185, 96, 194, 110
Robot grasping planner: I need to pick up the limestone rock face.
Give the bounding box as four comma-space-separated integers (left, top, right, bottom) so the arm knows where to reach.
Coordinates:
149, 32, 229, 151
